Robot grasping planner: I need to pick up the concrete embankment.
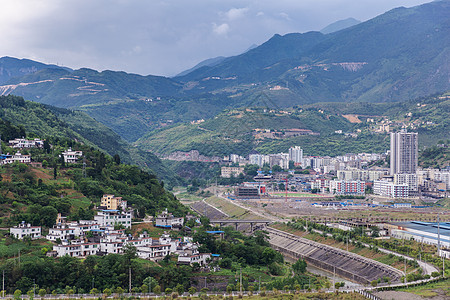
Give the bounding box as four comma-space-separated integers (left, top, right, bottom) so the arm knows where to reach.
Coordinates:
267, 227, 403, 285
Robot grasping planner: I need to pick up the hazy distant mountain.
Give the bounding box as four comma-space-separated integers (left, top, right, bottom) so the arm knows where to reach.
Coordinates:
176, 0, 450, 103
175, 56, 226, 77
1, 67, 182, 108
175, 44, 259, 77
320, 18, 361, 34
0, 56, 72, 84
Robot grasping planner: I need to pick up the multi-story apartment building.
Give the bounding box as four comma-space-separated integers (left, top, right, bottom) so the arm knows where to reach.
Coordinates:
330, 180, 365, 195
288, 146, 303, 163
374, 180, 409, 198
390, 130, 418, 175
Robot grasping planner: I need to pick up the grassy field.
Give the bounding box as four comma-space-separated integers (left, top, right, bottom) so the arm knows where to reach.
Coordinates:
177, 192, 205, 204
395, 278, 450, 297
131, 222, 169, 237
205, 196, 260, 220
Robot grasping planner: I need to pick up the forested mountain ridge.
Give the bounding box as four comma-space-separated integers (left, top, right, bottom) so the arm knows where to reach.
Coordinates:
0, 56, 71, 85
135, 92, 450, 157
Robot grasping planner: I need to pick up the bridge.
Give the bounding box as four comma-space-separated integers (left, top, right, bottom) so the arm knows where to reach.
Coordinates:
209, 219, 272, 231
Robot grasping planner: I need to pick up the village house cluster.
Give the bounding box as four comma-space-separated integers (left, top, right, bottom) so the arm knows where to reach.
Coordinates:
9, 195, 212, 266
0, 138, 83, 165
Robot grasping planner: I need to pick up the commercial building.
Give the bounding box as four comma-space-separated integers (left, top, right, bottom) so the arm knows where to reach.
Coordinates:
389, 221, 450, 249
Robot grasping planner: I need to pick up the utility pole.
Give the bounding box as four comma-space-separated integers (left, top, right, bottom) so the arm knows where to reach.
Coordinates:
92, 277, 94, 290
404, 256, 407, 283
2, 270, 4, 298
333, 266, 335, 292
437, 213, 441, 256
240, 268, 242, 295
129, 267, 131, 293
33, 279, 35, 297
82, 158, 87, 178
259, 276, 261, 293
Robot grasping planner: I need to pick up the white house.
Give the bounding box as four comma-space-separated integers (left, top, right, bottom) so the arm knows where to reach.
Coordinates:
53, 241, 100, 257
178, 252, 211, 266
94, 210, 132, 228
136, 244, 171, 261
155, 209, 184, 229
9, 138, 44, 149
10, 222, 41, 239
46, 225, 75, 242
61, 148, 83, 163
1, 152, 31, 165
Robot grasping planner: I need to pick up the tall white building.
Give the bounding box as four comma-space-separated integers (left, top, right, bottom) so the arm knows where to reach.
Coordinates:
390, 130, 418, 175
288, 146, 303, 163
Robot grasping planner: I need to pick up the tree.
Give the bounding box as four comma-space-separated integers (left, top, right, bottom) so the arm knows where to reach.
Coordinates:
113, 154, 121, 165
115, 287, 124, 295
13, 290, 21, 300
370, 280, 378, 287
370, 226, 380, 237
27, 290, 34, 300
103, 288, 112, 296
38, 289, 46, 298
122, 244, 137, 263
89, 288, 98, 294
165, 288, 172, 294
176, 283, 184, 295
140, 284, 148, 294
188, 287, 197, 295
272, 165, 283, 172
153, 285, 161, 294
292, 258, 307, 275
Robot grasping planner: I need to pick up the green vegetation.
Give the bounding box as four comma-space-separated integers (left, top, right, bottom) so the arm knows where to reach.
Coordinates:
0, 95, 177, 182
395, 277, 450, 298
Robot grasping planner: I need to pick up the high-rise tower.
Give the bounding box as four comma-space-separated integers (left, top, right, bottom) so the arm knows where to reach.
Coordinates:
390, 130, 418, 175
288, 146, 303, 163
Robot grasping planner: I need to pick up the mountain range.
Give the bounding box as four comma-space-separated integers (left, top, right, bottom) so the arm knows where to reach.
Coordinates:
0, 0, 448, 147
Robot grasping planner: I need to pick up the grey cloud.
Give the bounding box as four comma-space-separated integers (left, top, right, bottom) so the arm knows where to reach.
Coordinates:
0, 0, 432, 76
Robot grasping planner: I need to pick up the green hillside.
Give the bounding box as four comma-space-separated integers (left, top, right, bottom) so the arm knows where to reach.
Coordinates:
0, 95, 177, 182
135, 92, 449, 157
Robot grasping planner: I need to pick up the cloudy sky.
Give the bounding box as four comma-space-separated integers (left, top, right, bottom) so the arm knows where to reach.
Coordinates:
0, 0, 432, 76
